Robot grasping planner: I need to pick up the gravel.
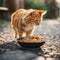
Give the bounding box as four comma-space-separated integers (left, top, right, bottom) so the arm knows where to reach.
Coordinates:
0, 19, 60, 60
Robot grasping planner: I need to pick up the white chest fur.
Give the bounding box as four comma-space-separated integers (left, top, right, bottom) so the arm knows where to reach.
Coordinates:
24, 25, 33, 31
23, 24, 35, 31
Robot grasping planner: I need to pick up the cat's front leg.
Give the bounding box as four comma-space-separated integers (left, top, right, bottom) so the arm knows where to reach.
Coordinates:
26, 30, 33, 37
12, 27, 18, 38
24, 30, 33, 40
18, 32, 23, 38
17, 31, 24, 40
26, 26, 35, 37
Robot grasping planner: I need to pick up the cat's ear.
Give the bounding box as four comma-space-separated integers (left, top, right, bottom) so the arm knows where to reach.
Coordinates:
39, 10, 47, 16
29, 11, 35, 16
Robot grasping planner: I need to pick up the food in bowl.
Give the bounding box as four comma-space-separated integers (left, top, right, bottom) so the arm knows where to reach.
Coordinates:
17, 36, 45, 43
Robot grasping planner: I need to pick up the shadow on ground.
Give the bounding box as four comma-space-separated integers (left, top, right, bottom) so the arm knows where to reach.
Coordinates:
0, 41, 44, 56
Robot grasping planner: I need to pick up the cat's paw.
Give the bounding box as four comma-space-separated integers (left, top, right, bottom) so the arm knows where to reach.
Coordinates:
17, 37, 24, 40
24, 36, 30, 40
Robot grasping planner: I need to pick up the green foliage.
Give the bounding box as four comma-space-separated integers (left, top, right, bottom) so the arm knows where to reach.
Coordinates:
26, 0, 58, 18
45, 0, 58, 18
26, 0, 47, 10
26, 0, 47, 18
0, 19, 6, 26
0, 0, 3, 6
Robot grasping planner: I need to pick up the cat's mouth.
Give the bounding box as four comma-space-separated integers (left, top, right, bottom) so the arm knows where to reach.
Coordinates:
35, 23, 40, 26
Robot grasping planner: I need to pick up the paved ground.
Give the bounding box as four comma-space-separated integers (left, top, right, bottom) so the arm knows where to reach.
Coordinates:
0, 19, 60, 60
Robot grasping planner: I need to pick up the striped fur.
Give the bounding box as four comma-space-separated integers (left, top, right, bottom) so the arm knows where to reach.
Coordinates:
11, 9, 47, 38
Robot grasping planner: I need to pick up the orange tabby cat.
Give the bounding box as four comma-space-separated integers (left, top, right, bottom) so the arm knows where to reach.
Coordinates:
11, 9, 47, 38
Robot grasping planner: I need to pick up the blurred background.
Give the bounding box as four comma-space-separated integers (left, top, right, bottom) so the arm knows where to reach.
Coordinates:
0, 0, 60, 20
0, 1, 60, 59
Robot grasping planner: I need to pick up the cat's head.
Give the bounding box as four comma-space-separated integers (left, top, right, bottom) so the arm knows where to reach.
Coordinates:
22, 9, 47, 26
